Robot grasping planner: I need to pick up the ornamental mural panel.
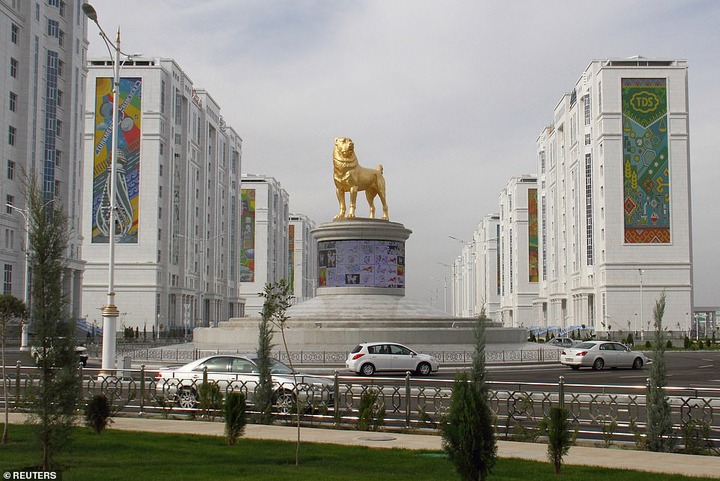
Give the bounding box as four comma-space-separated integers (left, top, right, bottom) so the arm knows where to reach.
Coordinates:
528, 188, 539, 282
240, 189, 255, 282
317, 240, 405, 288
92, 77, 142, 243
622, 78, 670, 243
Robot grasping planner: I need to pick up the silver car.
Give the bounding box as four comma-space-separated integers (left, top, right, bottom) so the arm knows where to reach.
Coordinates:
345, 342, 440, 376
560, 341, 648, 371
155, 354, 333, 412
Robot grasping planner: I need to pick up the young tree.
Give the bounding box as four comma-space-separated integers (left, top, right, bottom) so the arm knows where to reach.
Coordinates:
24, 180, 79, 470
646, 292, 676, 452
255, 286, 277, 424
258, 280, 300, 464
441, 311, 497, 481
0, 294, 28, 444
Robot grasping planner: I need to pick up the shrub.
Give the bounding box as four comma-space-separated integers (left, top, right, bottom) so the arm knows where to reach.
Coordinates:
85, 394, 113, 434
684, 336, 691, 349
198, 382, 223, 420
546, 406, 572, 474
357, 390, 385, 431
224, 392, 247, 446
666, 339, 673, 349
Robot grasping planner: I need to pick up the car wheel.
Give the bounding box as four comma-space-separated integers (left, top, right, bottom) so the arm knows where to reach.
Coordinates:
275, 391, 296, 415
632, 357, 643, 370
416, 362, 432, 376
570, 365, 580, 370
592, 358, 604, 371
177, 388, 198, 409
360, 363, 375, 376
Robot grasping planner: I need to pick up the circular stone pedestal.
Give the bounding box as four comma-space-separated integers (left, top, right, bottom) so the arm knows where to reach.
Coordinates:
313, 219, 412, 297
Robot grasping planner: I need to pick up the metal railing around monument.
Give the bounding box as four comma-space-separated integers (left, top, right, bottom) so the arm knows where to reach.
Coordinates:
107, 346, 562, 365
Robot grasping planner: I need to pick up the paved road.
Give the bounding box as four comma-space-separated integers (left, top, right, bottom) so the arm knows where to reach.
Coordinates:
6, 347, 720, 388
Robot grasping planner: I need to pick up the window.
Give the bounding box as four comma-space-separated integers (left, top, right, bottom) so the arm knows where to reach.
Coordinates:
56, 120, 62, 136
57, 90, 63, 107
10, 58, 18, 78
11, 24, 19, 44
3, 264, 12, 294
8, 126, 16, 146
9, 92, 17, 112
7, 160, 15, 180
57, 60, 64, 78
48, 19, 59, 38
6, 195, 14, 213
48, 0, 59, 7
55, 150, 61, 166
58, 30, 65, 46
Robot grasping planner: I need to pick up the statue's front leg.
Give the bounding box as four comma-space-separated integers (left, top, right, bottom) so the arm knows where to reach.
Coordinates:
348, 187, 358, 218
334, 188, 346, 219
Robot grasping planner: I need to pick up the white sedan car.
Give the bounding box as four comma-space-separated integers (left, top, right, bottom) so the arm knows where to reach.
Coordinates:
155, 354, 333, 412
560, 341, 648, 371
346, 342, 440, 376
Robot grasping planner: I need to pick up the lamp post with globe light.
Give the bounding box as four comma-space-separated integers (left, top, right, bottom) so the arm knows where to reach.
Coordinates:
82, 3, 141, 372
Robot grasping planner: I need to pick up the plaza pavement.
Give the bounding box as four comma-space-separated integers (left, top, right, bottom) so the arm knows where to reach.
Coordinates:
8, 413, 719, 478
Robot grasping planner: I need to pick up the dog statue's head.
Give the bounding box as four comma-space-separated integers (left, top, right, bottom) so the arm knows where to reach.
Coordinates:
334, 137, 355, 159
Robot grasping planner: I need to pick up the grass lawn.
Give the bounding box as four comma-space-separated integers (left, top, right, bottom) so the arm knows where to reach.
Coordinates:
0, 423, 715, 481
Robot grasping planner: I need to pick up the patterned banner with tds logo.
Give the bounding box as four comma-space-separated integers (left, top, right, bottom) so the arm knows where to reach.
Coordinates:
622, 78, 670, 244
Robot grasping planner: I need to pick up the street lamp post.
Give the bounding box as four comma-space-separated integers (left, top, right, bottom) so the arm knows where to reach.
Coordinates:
83, 3, 140, 372
638, 269, 644, 341
6, 204, 30, 351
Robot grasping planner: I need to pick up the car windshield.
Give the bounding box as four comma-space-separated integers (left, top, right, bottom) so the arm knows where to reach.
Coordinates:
574, 342, 596, 349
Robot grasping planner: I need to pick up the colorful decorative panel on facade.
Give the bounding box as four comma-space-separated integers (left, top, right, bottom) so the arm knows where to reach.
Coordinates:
317, 240, 405, 288
240, 189, 255, 282
528, 188, 539, 282
622, 78, 670, 243
91, 77, 142, 243
288, 224, 295, 293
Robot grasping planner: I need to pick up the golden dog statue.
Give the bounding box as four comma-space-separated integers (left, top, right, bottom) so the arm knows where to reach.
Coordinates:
333, 137, 389, 220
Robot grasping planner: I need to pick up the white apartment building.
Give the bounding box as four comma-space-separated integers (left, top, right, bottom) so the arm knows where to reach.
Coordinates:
498, 176, 538, 327
82, 58, 243, 335
535, 58, 692, 335
472, 214, 501, 320
239, 174, 290, 316
451, 243, 474, 318
289, 213, 316, 304
450, 214, 501, 321
1, 1, 85, 326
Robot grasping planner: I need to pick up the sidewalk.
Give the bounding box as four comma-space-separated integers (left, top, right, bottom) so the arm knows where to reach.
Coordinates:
10, 413, 718, 479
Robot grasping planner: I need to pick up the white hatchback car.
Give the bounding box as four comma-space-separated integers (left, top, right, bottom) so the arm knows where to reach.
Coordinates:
346, 342, 439, 376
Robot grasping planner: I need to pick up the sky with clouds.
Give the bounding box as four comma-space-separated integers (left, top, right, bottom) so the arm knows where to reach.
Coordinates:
86, 0, 720, 310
